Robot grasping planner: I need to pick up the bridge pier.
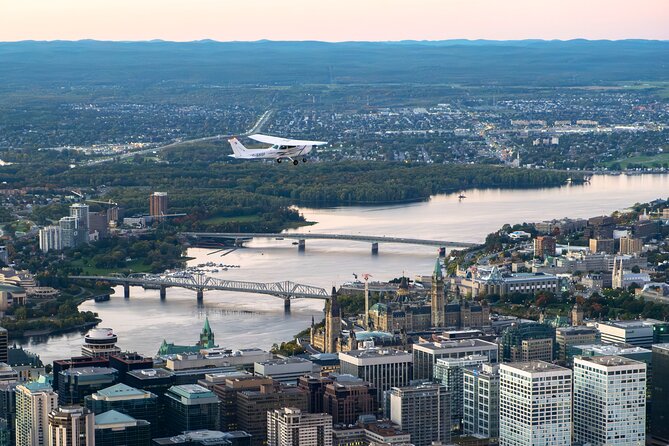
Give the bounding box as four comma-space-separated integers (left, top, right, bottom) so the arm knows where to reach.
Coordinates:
196, 289, 204, 302
371, 242, 379, 255
298, 239, 305, 252
123, 283, 130, 299
160, 285, 167, 300
439, 247, 446, 257
284, 298, 291, 314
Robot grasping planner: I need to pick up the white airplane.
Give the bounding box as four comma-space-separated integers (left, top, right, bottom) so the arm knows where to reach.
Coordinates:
228, 134, 327, 165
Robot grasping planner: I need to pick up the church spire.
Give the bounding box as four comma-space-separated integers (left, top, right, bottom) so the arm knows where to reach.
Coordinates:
433, 258, 443, 280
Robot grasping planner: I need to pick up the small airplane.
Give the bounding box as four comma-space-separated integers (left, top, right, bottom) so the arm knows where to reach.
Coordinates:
228, 134, 327, 165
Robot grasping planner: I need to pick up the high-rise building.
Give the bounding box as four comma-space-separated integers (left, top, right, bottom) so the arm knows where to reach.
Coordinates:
152, 430, 252, 446
573, 356, 646, 446
94, 410, 151, 446
389, 383, 450, 446
589, 238, 615, 254
57, 367, 119, 405
81, 328, 121, 359
499, 362, 571, 446
15, 381, 59, 446
619, 236, 643, 255
149, 192, 168, 217
594, 320, 655, 347
434, 355, 489, 431
499, 323, 555, 362
322, 374, 376, 425
555, 326, 598, 361
38, 226, 61, 252
59, 217, 79, 249
108, 352, 153, 384
236, 383, 308, 446
87, 212, 108, 239
48, 406, 95, 446
0, 327, 7, 364
267, 408, 332, 446
69, 204, 89, 245
339, 348, 412, 407
254, 357, 314, 385
431, 258, 445, 327
463, 363, 499, 442
164, 385, 220, 436
0, 382, 17, 446
412, 339, 498, 381
85, 383, 159, 435
533, 236, 556, 258
651, 344, 669, 445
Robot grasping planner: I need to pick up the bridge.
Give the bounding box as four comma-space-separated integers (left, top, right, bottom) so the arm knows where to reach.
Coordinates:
182, 232, 478, 254
70, 272, 331, 312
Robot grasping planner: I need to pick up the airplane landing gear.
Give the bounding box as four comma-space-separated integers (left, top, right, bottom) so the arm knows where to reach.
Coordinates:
293, 160, 299, 166
302, 158, 307, 163
276, 159, 282, 163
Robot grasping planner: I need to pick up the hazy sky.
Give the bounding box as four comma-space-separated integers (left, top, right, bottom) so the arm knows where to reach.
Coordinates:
1, 0, 668, 42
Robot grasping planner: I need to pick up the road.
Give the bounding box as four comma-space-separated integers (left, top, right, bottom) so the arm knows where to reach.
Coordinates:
83, 109, 274, 166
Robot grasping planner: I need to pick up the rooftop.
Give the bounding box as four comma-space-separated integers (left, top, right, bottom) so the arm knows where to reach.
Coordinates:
61, 367, 117, 376
256, 357, 312, 366
573, 344, 651, 355
413, 339, 497, 351
576, 355, 644, 367
341, 348, 411, 359
94, 409, 137, 426
95, 383, 150, 399
502, 361, 570, 374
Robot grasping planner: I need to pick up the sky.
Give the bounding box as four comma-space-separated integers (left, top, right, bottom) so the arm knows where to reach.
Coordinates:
1, 0, 668, 42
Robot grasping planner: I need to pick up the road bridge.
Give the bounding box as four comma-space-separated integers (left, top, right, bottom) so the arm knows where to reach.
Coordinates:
70, 272, 330, 312
182, 232, 478, 254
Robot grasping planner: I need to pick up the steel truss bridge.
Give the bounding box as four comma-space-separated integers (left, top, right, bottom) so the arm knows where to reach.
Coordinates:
70, 272, 330, 311
182, 232, 478, 253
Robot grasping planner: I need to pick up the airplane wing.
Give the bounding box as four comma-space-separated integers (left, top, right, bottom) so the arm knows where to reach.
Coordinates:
248, 134, 327, 146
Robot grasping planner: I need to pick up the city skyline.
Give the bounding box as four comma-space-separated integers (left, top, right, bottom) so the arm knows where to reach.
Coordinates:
1, 0, 668, 42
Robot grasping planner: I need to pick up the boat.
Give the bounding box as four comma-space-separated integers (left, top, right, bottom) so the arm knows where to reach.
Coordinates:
94, 294, 110, 302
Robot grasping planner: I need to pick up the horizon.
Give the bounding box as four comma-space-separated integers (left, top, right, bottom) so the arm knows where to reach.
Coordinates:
4, 38, 669, 44
2, 0, 668, 42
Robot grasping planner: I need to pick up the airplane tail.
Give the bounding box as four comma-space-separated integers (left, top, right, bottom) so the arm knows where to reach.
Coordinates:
228, 137, 250, 158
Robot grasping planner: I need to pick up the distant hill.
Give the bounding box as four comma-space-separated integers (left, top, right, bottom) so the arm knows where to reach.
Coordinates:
1, 39, 668, 87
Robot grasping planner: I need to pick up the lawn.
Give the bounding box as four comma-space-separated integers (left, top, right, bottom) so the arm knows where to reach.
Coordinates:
606, 152, 669, 169
69, 258, 154, 275
200, 214, 263, 225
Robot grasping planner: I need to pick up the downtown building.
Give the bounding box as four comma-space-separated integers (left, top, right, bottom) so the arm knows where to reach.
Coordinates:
338, 348, 412, 407
412, 339, 498, 381
16, 381, 59, 446
573, 356, 646, 446
48, 406, 95, 446
267, 407, 332, 446
388, 383, 450, 446
463, 363, 500, 442
499, 361, 571, 446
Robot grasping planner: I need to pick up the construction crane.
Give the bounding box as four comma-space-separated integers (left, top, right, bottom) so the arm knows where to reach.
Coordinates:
361, 273, 373, 330
86, 199, 118, 206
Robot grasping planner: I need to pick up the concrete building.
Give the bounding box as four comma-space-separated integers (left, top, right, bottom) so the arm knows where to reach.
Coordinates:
69, 204, 89, 244
254, 357, 314, 385
499, 362, 572, 446
38, 226, 61, 252
163, 349, 271, 372
58, 216, 79, 249
15, 381, 59, 446
433, 355, 489, 432
593, 320, 655, 347
412, 339, 498, 381
94, 410, 151, 446
332, 420, 409, 446
499, 323, 555, 362
389, 383, 450, 446
267, 408, 332, 446
573, 356, 646, 446
81, 328, 121, 359
619, 236, 643, 255
612, 257, 651, 289
589, 238, 615, 254
236, 383, 308, 446
533, 236, 556, 258
555, 326, 599, 361
164, 384, 220, 435
48, 406, 95, 446
322, 374, 376, 425
149, 192, 168, 217
451, 266, 559, 298
338, 348, 412, 407
463, 363, 499, 442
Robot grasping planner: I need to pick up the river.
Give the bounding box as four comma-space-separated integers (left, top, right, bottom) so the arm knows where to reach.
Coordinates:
16, 173, 669, 363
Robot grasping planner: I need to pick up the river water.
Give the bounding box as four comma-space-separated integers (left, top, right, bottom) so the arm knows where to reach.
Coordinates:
16, 174, 669, 363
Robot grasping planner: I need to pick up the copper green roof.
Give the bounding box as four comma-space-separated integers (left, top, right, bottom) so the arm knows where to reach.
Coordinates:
202, 317, 212, 334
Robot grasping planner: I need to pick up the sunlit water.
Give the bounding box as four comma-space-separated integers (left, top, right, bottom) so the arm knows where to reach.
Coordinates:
16, 174, 669, 363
